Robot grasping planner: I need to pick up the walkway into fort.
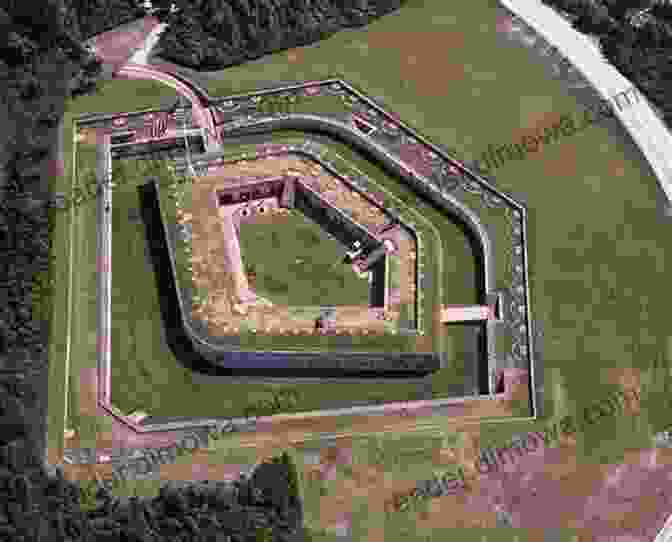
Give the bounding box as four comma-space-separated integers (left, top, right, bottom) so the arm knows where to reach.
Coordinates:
115, 63, 221, 152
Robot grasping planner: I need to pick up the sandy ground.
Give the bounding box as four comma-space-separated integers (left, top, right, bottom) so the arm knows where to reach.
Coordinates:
110, 369, 672, 538
364, 30, 468, 98
56, 368, 527, 480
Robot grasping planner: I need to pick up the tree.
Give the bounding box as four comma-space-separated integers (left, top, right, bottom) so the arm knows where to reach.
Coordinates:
156, 0, 409, 69
573, 2, 618, 34
341, 0, 370, 26
651, 2, 672, 22
637, 17, 672, 46
62, 0, 146, 40
602, 0, 649, 22
230, 0, 252, 18
67, 51, 102, 98
273, 451, 300, 504
0, 30, 38, 67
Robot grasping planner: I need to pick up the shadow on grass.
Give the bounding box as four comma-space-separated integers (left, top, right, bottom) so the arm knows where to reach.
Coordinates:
442, 321, 490, 396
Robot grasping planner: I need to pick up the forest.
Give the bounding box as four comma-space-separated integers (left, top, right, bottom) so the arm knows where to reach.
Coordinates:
152, 0, 406, 69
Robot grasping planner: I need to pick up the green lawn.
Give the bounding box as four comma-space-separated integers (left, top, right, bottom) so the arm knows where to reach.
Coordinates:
189, 0, 671, 452
100, 430, 453, 538
47, 80, 181, 455
238, 210, 371, 307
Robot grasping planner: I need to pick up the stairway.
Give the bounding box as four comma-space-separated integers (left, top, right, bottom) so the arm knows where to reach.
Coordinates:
172, 157, 190, 179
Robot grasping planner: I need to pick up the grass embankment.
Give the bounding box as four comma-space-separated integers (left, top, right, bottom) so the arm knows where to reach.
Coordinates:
107, 154, 456, 419
191, 0, 672, 454
46, 80, 179, 459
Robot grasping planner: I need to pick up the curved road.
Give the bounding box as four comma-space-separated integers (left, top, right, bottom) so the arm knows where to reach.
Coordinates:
499, 0, 672, 205
116, 63, 221, 152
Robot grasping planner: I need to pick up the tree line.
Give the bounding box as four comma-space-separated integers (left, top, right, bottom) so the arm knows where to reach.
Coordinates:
152, 0, 406, 70
539, 0, 672, 131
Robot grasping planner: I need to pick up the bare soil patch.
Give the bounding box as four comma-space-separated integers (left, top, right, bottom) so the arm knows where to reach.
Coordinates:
364, 31, 467, 97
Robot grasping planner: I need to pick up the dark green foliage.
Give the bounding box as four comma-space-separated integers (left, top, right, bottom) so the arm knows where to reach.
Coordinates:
572, 1, 617, 34
0, 0, 65, 45
284, 451, 300, 503
650, 2, 672, 22
601, 0, 649, 21
0, 29, 37, 67
0, 1, 102, 478
0, 393, 28, 445
67, 49, 103, 99
542, 0, 672, 141
63, 0, 146, 40
156, 0, 407, 70
271, 451, 300, 504
0, 2, 102, 101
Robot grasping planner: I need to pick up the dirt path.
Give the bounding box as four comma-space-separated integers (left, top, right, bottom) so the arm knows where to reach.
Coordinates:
86, 16, 162, 74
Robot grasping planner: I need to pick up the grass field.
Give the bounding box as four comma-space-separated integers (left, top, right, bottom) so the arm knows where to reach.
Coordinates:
46, 80, 181, 458
238, 210, 371, 308
46, 0, 672, 535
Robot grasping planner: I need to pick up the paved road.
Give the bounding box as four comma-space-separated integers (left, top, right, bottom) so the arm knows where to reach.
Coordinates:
116, 63, 221, 152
